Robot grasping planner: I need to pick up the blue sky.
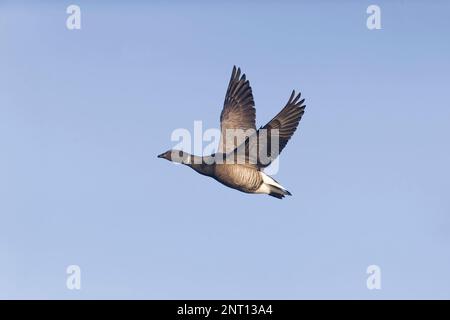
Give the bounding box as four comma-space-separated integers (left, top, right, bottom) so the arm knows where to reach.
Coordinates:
1, 0, 450, 299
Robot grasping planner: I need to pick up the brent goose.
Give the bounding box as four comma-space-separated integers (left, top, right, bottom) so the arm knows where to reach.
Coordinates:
158, 66, 306, 199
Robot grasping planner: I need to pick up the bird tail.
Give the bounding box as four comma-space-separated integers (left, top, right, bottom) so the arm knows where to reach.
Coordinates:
261, 172, 292, 199
267, 185, 292, 199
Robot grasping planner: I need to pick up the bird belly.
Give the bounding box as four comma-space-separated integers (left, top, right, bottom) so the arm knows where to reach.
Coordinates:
213, 164, 262, 194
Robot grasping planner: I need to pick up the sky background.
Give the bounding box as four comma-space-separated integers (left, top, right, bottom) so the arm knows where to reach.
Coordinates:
1, 0, 450, 299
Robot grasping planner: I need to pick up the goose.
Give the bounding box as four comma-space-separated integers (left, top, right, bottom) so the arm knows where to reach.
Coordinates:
158, 66, 306, 199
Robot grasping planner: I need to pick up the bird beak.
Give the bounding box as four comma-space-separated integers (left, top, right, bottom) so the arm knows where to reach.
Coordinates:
157, 153, 165, 159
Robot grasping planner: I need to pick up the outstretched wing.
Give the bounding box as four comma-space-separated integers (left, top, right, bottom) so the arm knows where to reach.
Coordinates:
234, 90, 305, 168
217, 66, 256, 154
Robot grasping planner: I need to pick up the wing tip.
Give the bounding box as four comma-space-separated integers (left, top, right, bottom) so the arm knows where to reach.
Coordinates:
288, 90, 306, 108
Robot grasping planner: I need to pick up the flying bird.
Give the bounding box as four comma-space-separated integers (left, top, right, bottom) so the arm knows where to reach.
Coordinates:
158, 66, 306, 199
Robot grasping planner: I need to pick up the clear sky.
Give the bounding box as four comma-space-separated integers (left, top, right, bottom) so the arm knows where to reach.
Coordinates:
1, 0, 450, 299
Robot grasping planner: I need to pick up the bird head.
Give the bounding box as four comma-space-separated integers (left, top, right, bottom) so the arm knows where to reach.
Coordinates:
157, 149, 189, 164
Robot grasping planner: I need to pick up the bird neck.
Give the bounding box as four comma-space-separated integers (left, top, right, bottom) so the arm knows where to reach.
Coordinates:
183, 154, 214, 177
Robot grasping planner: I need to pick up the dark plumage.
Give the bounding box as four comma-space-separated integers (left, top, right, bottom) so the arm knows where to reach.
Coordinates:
158, 66, 306, 199
219, 67, 256, 154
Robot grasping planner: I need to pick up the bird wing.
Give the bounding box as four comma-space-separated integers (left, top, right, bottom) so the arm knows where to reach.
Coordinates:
217, 66, 256, 154
234, 90, 305, 168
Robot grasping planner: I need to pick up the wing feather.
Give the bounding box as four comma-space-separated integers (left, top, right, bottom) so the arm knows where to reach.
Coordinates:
217, 66, 256, 154
234, 90, 306, 168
